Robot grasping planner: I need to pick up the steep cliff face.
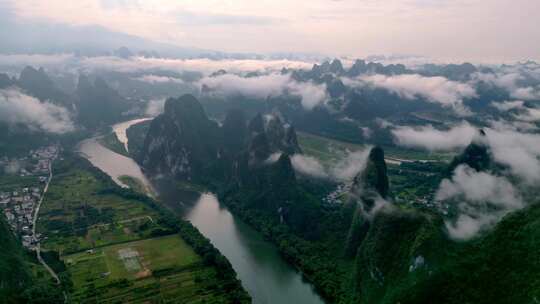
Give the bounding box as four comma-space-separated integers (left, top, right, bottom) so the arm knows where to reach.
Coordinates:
139, 95, 302, 184
221, 108, 248, 156
76, 75, 130, 128
447, 129, 491, 174
18, 66, 72, 108
140, 95, 220, 180
345, 146, 390, 257
0, 73, 15, 89
353, 146, 389, 200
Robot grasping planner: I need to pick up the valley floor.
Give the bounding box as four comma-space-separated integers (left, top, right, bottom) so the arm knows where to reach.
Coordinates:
33, 153, 249, 303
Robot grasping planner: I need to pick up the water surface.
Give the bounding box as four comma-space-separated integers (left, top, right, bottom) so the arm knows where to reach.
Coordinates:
79, 119, 325, 304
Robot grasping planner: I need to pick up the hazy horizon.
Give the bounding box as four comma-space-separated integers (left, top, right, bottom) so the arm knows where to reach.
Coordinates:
1, 0, 539, 62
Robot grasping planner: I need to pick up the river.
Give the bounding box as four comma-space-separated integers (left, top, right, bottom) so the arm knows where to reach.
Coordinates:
79, 119, 325, 304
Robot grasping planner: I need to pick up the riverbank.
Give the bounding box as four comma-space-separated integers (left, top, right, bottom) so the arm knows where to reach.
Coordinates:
37, 152, 250, 303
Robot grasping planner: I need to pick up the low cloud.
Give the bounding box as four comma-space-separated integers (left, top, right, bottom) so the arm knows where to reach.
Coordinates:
490, 100, 540, 122
145, 98, 166, 116
291, 154, 328, 178
514, 107, 540, 122
375, 117, 395, 129
473, 71, 540, 101
0, 88, 74, 133
391, 121, 540, 184
287, 148, 371, 181
331, 148, 372, 181
391, 122, 477, 151
436, 165, 523, 240
348, 74, 477, 115
134, 74, 184, 84
491, 100, 525, 111
0, 53, 315, 76
485, 129, 540, 183
487, 119, 538, 132
198, 73, 328, 110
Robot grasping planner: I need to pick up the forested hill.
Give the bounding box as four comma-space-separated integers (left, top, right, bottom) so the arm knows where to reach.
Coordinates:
135, 98, 540, 303
0, 212, 32, 301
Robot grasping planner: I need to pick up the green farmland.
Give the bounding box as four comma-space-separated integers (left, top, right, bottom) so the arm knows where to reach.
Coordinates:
64, 235, 232, 303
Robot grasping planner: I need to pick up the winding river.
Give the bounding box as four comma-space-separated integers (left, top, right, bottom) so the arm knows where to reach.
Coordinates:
79, 119, 325, 304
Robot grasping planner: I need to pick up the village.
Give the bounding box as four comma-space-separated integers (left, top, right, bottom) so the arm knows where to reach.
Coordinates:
0, 145, 58, 249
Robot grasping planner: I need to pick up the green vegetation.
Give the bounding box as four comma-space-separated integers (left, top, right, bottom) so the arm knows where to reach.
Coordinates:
119, 175, 154, 197
64, 235, 239, 303
126, 120, 151, 161
98, 132, 129, 157
0, 211, 32, 301
297, 131, 454, 165
0, 211, 64, 303
0, 174, 40, 192
37, 156, 160, 254
226, 132, 540, 304
34, 153, 250, 303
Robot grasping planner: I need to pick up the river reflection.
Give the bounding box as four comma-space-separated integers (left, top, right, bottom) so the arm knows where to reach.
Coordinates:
159, 188, 325, 304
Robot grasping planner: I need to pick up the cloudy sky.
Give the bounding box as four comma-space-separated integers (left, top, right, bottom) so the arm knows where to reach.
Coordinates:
2, 0, 539, 61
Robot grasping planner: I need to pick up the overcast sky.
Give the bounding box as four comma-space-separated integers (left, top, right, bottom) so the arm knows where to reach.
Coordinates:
3, 0, 540, 61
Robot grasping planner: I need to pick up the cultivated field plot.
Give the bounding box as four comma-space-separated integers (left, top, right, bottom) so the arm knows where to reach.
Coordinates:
64, 235, 230, 303
36, 157, 160, 253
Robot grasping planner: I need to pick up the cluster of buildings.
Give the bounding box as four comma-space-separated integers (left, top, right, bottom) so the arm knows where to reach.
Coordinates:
0, 145, 58, 249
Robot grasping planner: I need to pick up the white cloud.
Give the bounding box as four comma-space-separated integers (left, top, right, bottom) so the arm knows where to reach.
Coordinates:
134, 74, 184, 84
79, 56, 313, 75
514, 107, 540, 122
437, 165, 523, 240
145, 98, 166, 116
487, 119, 537, 132
473, 72, 540, 101
331, 148, 372, 181
375, 117, 394, 129
391, 122, 540, 183
485, 129, 540, 183
291, 154, 328, 178
356, 74, 477, 114
491, 100, 525, 111
512, 86, 540, 101
198, 73, 328, 110
0, 54, 314, 75
391, 122, 477, 151
0, 88, 74, 134
286, 148, 371, 181
444, 213, 498, 241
